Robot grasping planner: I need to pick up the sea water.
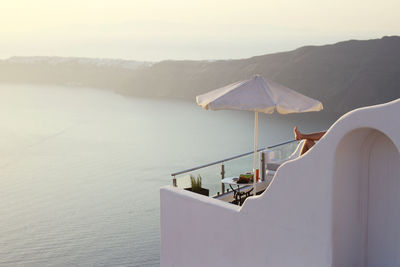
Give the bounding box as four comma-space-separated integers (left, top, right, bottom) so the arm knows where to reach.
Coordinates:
0, 84, 334, 266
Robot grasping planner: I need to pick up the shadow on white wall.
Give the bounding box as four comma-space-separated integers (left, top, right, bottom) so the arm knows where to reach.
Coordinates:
333, 128, 400, 266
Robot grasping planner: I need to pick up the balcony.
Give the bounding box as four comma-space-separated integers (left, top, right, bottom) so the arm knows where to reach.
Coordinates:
170, 139, 302, 205
161, 99, 400, 267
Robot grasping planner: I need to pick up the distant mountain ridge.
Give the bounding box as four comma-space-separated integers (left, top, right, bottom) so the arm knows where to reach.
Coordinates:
4, 56, 152, 69
1, 36, 399, 115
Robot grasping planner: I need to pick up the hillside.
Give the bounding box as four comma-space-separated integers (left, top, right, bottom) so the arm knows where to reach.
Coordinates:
1, 36, 399, 115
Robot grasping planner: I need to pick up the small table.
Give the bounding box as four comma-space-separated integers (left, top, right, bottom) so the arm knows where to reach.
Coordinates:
221, 177, 256, 206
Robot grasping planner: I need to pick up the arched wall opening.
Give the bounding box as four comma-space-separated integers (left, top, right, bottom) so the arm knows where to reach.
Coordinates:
332, 128, 400, 266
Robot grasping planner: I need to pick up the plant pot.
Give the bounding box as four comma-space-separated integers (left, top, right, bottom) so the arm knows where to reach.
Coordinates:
184, 187, 209, 197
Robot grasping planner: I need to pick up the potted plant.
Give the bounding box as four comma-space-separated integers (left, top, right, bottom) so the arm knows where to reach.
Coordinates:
185, 174, 209, 196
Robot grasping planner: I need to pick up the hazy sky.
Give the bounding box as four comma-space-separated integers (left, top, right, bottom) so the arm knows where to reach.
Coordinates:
1, 0, 399, 61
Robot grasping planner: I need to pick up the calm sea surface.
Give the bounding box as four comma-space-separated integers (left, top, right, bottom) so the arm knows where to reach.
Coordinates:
0, 84, 334, 266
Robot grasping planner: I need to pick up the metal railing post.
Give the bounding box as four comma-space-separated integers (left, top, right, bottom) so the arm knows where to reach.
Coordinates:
260, 151, 265, 181
173, 176, 177, 187
221, 163, 225, 193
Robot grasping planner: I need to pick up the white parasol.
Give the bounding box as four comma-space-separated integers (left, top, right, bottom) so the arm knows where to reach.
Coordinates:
196, 75, 323, 196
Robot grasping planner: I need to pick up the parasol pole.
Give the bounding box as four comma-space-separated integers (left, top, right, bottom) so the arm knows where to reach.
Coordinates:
253, 111, 258, 196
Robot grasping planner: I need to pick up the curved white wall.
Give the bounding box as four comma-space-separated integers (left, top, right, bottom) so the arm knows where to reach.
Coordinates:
332, 129, 400, 266
367, 132, 400, 265
161, 99, 400, 267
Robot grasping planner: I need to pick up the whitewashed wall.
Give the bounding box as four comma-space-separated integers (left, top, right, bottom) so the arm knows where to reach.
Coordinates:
161, 99, 400, 267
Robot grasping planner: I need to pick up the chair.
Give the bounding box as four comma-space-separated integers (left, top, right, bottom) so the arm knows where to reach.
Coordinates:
263, 140, 305, 177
